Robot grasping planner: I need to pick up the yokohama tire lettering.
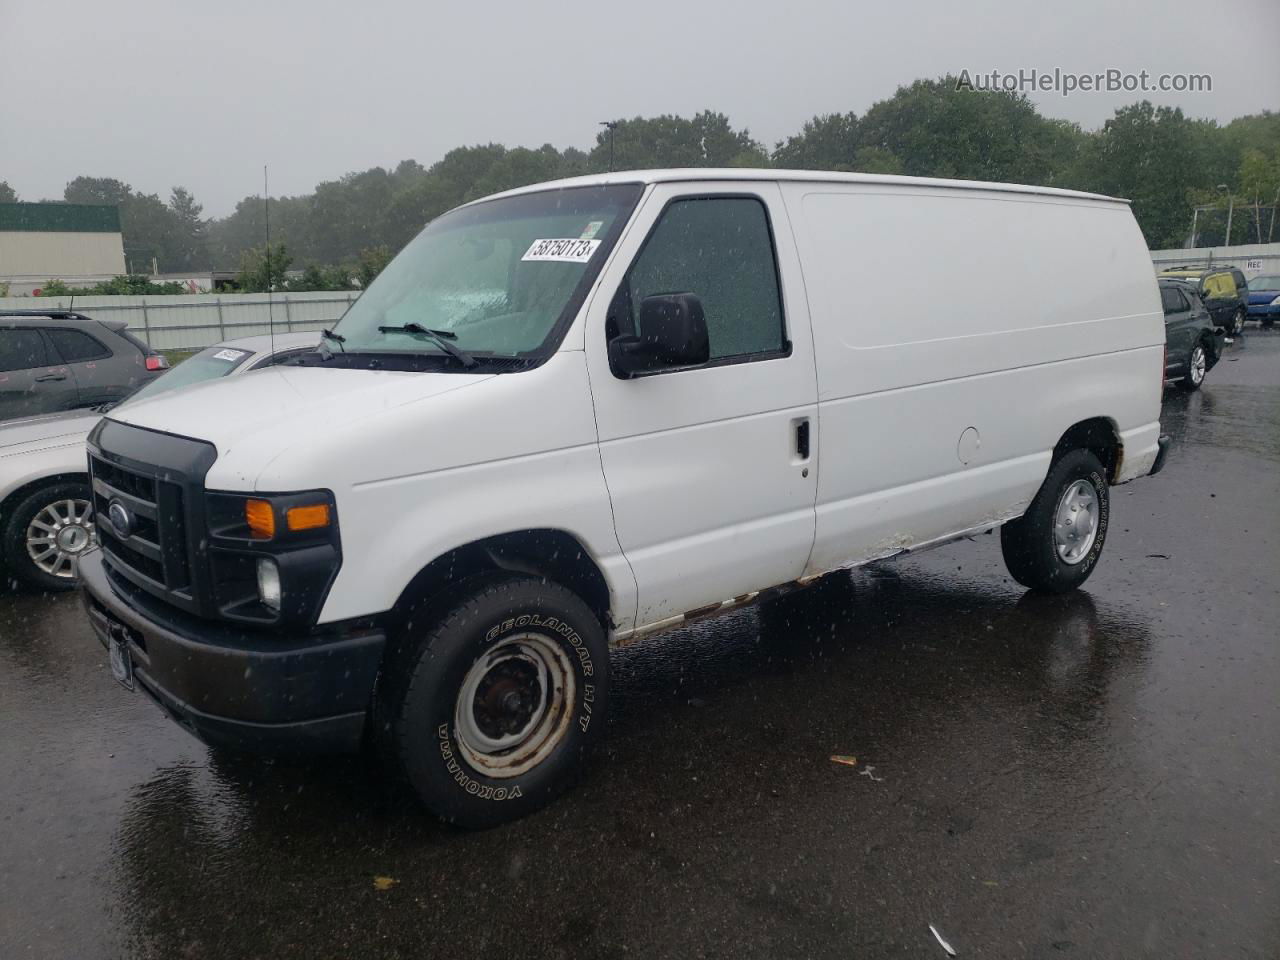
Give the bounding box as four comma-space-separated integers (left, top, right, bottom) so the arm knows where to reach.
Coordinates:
437, 724, 523, 801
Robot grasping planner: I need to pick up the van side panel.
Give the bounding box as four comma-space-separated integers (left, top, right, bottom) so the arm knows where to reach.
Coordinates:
781, 184, 1162, 575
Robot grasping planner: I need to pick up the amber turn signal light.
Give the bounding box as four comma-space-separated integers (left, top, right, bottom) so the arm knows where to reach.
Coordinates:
286, 503, 331, 532
244, 499, 276, 539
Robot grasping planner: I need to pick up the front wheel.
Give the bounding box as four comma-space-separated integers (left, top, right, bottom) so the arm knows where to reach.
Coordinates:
1001, 450, 1110, 594
2, 481, 96, 591
1178, 341, 1208, 391
379, 576, 609, 828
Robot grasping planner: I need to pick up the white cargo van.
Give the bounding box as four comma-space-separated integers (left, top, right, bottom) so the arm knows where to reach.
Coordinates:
79, 170, 1169, 826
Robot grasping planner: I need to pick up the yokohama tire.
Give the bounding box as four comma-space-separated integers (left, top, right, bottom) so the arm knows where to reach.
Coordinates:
379, 576, 609, 828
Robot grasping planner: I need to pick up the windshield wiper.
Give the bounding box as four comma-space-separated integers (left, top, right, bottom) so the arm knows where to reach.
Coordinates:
376, 323, 477, 368
320, 328, 346, 353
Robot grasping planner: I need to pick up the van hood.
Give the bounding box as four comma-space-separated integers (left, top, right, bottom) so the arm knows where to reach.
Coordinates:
106, 365, 495, 454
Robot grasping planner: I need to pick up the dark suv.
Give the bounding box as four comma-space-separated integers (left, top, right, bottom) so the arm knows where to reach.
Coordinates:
1160, 278, 1224, 391
0, 311, 168, 421
1157, 265, 1249, 336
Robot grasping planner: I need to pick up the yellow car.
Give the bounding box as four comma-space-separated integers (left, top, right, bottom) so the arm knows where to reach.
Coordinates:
1157, 265, 1249, 335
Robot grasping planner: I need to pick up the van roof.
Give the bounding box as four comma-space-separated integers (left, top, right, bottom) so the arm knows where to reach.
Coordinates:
475, 168, 1127, 206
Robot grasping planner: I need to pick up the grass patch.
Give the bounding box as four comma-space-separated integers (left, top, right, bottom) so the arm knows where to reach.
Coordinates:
161, 350, 197, 367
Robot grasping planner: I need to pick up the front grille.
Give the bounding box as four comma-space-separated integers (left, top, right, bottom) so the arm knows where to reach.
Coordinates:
91, 454, 190, 593
88, 419, 218, 617
90, 457, 157, 503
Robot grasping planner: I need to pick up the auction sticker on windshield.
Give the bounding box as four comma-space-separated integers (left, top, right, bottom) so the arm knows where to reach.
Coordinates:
213, 349, 247, 362
522, 238, 601, 263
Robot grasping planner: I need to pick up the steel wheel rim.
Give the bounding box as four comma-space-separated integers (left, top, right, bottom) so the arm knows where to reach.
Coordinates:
26, 498, 96, 578
1054, 479, 1099, 564
454, 631, 575, 779
1190, 345, 1206, 384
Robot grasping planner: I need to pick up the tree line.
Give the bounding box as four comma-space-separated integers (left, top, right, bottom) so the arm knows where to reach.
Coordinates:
4, 77, 1278, 290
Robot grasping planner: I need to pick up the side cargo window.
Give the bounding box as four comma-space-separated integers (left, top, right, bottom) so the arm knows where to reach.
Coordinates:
622, 196, 787, 363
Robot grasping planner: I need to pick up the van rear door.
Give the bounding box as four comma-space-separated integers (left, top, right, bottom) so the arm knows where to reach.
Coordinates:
584, 182, 818, 630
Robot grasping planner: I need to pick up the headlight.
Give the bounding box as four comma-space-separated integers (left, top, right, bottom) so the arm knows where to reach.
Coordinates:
244, 497, 332, 539
257, 558, 282, 612
1270, 295, 1280, 306
205, 490, 340, 625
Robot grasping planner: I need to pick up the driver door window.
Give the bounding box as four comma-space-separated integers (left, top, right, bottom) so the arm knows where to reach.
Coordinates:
623, 197, 787, 364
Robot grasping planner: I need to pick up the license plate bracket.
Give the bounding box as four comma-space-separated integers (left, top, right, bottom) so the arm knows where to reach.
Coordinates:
108, 626, 135, 691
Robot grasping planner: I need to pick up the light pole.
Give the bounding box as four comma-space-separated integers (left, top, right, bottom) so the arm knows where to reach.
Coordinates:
599, 121, 618, 172
1217, 183, 1234, 247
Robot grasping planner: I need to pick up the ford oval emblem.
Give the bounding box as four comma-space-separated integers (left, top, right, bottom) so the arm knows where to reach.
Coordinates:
107, 500, 133, 539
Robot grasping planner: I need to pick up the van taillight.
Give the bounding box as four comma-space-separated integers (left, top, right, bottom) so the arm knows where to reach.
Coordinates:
145, 355, 169, 372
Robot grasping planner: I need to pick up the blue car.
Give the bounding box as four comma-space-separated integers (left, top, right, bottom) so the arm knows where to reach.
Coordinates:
1247, 274, 1280, 327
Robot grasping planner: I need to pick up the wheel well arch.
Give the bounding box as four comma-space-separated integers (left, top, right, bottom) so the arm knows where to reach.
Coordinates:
0, 472, 90, 528
388, 529, 614, 634
1053, 418, 1122, 483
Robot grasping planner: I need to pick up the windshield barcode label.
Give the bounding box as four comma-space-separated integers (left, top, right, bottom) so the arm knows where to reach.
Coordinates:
522, 238, 601, 263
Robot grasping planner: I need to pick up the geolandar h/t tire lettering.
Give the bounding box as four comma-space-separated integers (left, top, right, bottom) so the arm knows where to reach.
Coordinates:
1000, 449, 1110, 594
382, 576, 609, 828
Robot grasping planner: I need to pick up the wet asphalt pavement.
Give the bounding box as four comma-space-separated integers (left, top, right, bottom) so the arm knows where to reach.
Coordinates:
2, 333, 1279, 960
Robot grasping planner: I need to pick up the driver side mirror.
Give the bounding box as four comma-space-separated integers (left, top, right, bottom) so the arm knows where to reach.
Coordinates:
608, 292, 710, 378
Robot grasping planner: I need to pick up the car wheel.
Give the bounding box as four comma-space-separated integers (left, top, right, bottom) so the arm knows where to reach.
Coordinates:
1001, 449, 1110, 594
1178, 341, 1208, 392
1230, 307, 1245, 335
379, 575, 609, 828
2, 481, 96, 592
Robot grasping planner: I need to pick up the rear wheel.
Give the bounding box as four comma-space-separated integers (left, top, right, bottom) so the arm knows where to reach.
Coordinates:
1229, 307, 1245, 336
1001, 450, 1109, 594
2, 481, 95, 592
378, 576, 609, 828
1178, 341, 1208, 391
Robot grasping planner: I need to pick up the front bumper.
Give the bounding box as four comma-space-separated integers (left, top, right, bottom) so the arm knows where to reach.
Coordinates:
79, 547, 385, 754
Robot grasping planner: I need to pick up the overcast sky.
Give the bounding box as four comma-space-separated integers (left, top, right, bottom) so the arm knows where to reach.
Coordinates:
2, 0, 1277, 217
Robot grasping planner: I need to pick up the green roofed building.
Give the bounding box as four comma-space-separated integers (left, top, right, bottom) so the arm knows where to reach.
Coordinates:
0, 202, 126, 295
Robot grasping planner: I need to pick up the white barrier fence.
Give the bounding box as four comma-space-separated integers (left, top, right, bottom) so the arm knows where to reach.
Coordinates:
1149, 241, 1280, 277
0, 291, 360, 351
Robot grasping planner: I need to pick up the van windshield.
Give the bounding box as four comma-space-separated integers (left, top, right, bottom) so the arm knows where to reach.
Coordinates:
332, 183, 642, 367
